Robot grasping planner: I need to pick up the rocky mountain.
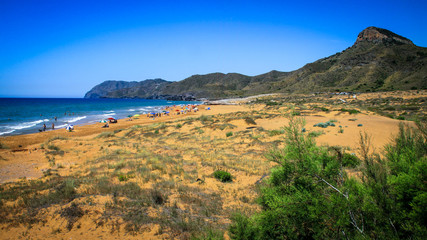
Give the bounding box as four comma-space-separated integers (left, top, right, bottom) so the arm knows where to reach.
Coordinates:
84, 79, 170, 99
271, 27, 426, 93
85, 27, 426, 99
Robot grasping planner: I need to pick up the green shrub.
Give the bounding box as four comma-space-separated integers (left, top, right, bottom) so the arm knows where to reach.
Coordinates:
340, 108, 360, 114
266, 101, 279, 106
47, 144, 60, 151
291, 111, 301, 116
230, 119, 427, 239
0, 142, 9, 149
226, 132, 233, 137
269, 129, 284, 136
214, 170, 233, 182
229, 213, 257, 240
308, 130, 324, 138
118, 173, 128, 182
320, 107, 329, 112
342, 153, 360, 167
313, 121, 335, 128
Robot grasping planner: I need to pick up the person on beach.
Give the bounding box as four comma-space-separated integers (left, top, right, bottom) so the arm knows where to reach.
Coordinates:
43, 123, 46, 131
52, 123, 55, 130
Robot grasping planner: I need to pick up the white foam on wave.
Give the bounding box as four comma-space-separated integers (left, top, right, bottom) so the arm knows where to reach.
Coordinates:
0, 129, 15, 136
7, 119, 47, 130
102, 112, 116, 118
66, 116, 87, 123
54, 124, 68, 129
128, 109, 136, 112
141, 106, 154, 110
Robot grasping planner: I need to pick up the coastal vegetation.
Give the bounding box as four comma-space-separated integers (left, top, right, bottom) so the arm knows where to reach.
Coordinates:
0, 91, 426, 239
229, 119, 426, 239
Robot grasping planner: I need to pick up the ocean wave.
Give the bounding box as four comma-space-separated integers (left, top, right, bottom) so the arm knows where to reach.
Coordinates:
66, 116, 87, 123
102, 113, 116, 117
141, 106, 154, 110
7, 119, 48, 130
0, 129, 15, 136
54, 124, 68, 129
128, 109, 136, 111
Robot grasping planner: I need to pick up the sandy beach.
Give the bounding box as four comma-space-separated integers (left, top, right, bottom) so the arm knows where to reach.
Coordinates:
0, 92, 423, 239
0, 103, 411, 182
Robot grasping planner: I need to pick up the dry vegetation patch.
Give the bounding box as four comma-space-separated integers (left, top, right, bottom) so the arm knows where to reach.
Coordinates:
0, 90, 424, 239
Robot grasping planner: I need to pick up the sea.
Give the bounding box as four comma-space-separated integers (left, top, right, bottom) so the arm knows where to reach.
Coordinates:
0, 98, 200, 136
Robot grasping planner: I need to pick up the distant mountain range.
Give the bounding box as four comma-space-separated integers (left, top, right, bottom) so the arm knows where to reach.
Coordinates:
84, 27, 427, 100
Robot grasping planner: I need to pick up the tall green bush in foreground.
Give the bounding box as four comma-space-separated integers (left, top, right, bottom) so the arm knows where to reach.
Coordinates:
229, 118, 426, 239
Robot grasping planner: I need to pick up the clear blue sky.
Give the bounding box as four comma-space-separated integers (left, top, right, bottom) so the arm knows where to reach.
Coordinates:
1, 0, 426, 97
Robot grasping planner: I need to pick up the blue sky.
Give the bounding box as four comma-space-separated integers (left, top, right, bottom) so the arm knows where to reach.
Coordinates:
0, 0, 426, 97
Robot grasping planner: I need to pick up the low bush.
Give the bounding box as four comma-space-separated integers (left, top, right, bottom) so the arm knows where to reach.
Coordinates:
308, 130, 324, 138
320, 107, 329, 112
269, 129, 284, 136
313, 121, 335, 128
0, 142, 9, 149
266, 101, 280, 106
96, 131, 115, 138
342, 153, 360, 167
340, 108, 360, 114
244, 117, 257, 125
230, 119, 427, 239
226, 132, 233, 137
291, 111, 301, 116
214, 170, 233, 182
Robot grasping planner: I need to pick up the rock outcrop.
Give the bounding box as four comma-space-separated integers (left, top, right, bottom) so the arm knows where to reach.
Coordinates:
355, 26, 414, 45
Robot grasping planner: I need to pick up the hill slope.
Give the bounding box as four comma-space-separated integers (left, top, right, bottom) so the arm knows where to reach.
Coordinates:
84, 79, 170, 99
85, 27, 427, 99
272, 27, 427, 93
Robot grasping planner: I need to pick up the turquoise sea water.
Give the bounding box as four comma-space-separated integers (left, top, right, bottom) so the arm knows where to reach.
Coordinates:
0, 98, 199, 136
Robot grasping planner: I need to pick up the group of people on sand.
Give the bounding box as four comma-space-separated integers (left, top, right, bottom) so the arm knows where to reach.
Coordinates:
38, 104, 204, 132
146, 104, 200, 120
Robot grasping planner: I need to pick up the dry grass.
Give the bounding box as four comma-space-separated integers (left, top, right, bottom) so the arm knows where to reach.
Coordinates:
0, 90, 424, 239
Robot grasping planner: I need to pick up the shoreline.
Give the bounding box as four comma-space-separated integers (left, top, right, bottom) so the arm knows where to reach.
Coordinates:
0, 99, 204, 137
0, 104, 247, 150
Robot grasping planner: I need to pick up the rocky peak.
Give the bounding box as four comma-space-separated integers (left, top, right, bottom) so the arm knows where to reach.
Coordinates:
355, 26, 413, 45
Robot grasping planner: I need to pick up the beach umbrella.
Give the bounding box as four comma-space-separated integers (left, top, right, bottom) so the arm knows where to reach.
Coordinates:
107, 117, 116, 120
127, 115, 133, 118
99, 120, 107, 123
134, 114, 140, 117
